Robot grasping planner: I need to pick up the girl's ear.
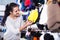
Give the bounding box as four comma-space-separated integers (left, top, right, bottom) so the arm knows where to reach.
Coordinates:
10, 11, 12, 14
57, 0, 60, 2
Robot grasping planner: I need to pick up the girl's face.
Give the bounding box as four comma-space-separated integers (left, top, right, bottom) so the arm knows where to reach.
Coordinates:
10, 6, 20, 17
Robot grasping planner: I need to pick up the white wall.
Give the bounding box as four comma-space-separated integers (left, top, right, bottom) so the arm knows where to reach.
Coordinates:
0, 5, 5, 16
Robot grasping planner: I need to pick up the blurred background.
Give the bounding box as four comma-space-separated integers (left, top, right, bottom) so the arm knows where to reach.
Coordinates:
0, 0, 60, 40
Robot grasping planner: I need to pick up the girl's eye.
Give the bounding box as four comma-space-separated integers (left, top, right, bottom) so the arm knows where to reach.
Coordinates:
18, 9, 20, 11
15, 9, 20, 12
15, 11, 17, 12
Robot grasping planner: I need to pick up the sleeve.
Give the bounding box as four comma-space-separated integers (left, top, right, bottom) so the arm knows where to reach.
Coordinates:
6, 20, 20, 34
20, 16, 24, 26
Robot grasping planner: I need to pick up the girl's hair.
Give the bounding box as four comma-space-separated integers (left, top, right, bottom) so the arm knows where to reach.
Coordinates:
1, 3, 19, 26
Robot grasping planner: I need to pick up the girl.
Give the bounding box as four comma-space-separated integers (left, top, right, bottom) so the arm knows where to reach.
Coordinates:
1, 2, 37, 40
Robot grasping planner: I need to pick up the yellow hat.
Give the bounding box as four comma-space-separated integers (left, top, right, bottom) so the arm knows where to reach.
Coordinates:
28, 9, 38, 23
